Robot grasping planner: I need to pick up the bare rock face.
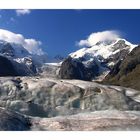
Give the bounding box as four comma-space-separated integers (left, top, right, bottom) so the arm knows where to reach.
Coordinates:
0, 55, 37, 77
0, 107, 31, 131
0, 56, 17, 76
59, 57, 87, 80
59, 57, 99, 81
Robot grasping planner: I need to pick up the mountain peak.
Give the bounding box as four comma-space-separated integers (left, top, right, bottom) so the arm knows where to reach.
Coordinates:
70, 38, 137, 59
94, 39, 117, 46
66, 38, 138, 81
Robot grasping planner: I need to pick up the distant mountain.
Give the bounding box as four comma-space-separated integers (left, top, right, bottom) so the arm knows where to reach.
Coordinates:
0, 40, 47, 76
0, 40, 30, 58
102, 45, 140, 90
54, 55, 64, 62
60, 38, 137, 80
0, 39, 67, 76
70, 38, 136, 68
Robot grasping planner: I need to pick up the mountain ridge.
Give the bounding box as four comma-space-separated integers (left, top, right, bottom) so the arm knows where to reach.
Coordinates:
102, 45, 140, 90
59, 38, 137, 81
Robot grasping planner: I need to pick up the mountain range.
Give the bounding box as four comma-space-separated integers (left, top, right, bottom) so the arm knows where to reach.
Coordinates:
0, 37, 139, 91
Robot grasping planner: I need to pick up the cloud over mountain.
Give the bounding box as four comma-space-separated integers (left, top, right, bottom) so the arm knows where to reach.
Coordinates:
0, 29, 44, 55
78, 30, 121, 47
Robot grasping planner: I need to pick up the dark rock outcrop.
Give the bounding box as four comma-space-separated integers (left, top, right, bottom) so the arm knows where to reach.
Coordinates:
0, 55, 37, 76
59, 57, 99, 81
0, 107, 31, 131
59, 57, 86, 80
103, 45, 140, 90
0, 40, 37, 76
0, 55, 18, 76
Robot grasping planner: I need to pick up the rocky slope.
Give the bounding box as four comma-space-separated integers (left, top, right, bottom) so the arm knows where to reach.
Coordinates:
59, 56, 98, 80
103, 45, 140, 90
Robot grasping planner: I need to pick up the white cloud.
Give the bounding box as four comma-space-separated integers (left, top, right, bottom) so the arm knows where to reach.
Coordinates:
78, 30, 121, 47
16, 9, 31, 16
77, 39, 89, 46
0, 29, 44, 55
24, 39, 43, 55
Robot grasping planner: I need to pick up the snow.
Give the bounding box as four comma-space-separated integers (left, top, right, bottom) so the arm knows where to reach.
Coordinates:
14, 57, 33, 66
70, 38, 137, 60
0, 40, 31, 59
122, 39, 137, 52
68, 38, 138, 81
108, 62, 115, 66
45, 62, 61, 66
0, 40, 50, 74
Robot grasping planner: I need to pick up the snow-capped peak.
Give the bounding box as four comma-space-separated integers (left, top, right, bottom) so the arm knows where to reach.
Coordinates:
70, 38, 137, 59
68, 38, 138, 81
0, 40, 51, 66
94, 39, 116, 46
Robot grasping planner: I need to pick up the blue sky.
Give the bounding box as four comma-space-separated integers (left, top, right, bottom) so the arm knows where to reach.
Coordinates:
0, 9, 140, 57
